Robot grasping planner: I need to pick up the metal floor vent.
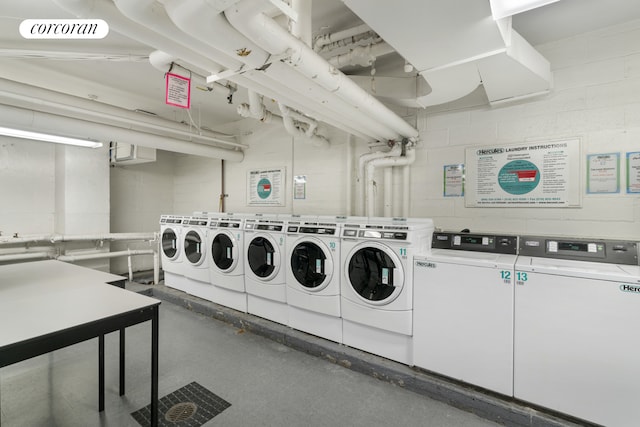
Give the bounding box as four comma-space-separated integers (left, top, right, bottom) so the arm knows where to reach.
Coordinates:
131, 381, 231, 427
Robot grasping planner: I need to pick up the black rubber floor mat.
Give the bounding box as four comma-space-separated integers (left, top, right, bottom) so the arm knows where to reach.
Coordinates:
131, 381, 231, 426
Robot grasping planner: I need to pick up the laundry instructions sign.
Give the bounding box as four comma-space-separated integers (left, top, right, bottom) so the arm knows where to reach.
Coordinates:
247, 167, 285, 206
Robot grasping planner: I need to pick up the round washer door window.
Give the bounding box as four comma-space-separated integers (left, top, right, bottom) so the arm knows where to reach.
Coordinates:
247, 236, 278, 279
211, 232, 237, 272
162, 229, 178, 260
347, 245, 402, 304
184, 230, 204, 265
290, 241, 330, 290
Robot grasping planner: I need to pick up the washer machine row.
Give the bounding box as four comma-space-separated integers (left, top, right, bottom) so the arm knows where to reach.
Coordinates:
514, 236, 640, 427
285, 215, 342, 343
413, 231, 518, 396
159, 214, 188, 291
244, 215, 288, 325
341, 217, 434, 365
207, 213, 247, 312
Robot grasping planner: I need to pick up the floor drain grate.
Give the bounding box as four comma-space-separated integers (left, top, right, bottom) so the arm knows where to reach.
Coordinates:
131, 382, 231, 427
165, 402, 197, 423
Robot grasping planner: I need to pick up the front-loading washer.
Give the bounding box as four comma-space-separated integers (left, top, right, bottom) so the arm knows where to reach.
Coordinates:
244, 214, 288, 325
206, 213, 248, 312
340, 217, 434, 364
413, 231, 518, 395
180, 215, 211, 298
514, 236, 640, 427
285, 215, 342, 343
159, 214, 188, 291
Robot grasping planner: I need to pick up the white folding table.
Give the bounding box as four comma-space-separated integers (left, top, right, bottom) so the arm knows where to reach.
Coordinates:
0, 260, 161, 426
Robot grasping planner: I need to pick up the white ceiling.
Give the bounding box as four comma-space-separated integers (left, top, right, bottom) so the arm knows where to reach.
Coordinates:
1, 0, 639, 137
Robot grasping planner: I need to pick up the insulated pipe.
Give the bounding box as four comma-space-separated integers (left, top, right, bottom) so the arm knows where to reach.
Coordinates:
162, 1, 389, 141
231, 73, 373, 141
278, 103, 329, 148
0, 104, 244, 161
345, 134, 355, 215
57, 249, 154, 261
148, 50, 229, 93
0, 252, 52, 262
366, 148, 416, 217
384, 167, 393, 217
402, 163, 411, 217
357, 146, 399, 216
0, 232, 156, 245
224, 0, 419, 141
328, 42, 395, 68
53, 0, 228, 74
0, 78, 244, 149
113, 0, 243, 71
162, 0, 269, 70
313, 23, 371, 51
291, 0, 312, 46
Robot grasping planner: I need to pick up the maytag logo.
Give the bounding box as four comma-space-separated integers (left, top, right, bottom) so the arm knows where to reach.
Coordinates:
620, 284, 640, 294
415, 261, 436, 268
20, 19, 109, 39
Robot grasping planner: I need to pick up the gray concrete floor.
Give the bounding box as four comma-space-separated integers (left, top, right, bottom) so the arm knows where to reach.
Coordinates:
1, 278, 585, 427
1, 291, 504, 427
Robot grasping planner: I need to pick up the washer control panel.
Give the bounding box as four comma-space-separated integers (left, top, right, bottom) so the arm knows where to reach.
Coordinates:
432, 232, 518, 254
519, 235, 638, 265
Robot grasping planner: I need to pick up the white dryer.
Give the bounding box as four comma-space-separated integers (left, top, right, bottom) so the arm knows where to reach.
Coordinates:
340, 217, 434, 364
514, 236, 640, 427
413, 232, 518, 396
285, 215, 342, 343
159, 214, 188, 291
244, 214, 288, 325
180, 215, 211, 298
206, 213, 247, 312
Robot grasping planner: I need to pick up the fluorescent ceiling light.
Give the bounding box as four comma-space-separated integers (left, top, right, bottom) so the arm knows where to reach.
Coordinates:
0, 126, 103, 148
490, 0, 562, 20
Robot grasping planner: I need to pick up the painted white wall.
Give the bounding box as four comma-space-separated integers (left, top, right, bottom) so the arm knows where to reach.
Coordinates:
173, 154, 222, 215
0, 139, 56, 235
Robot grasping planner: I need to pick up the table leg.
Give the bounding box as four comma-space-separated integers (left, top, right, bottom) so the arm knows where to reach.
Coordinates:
119, 328, 125, 396
98, 334, 105, 412
151, 306, 159, 427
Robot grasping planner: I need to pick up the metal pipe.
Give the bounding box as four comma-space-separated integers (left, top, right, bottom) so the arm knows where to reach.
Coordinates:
0, 232, 156, 245
0, 252, 52, 262
56, 249, 154, 262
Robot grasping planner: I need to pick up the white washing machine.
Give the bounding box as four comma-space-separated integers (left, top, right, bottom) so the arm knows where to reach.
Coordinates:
514, 236, 640, 427
285, 215, 343, 343
206, 213, 248, 312
159, 214, 188, 291
413, 231, 518, 396
340, 217, 434, 364
180, 215, 211, 298
244, 214, 288, 325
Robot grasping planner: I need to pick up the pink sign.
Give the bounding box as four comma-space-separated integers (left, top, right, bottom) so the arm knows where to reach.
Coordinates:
165, 72, 191, 109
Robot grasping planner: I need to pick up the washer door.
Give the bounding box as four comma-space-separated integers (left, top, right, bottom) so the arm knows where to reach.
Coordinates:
290, 238, 333, 291
184, 229, 206, 266
162, 227, 180, 261
346, 242, 404, 305
211, 231, 238, 273
247, 234, 280, 281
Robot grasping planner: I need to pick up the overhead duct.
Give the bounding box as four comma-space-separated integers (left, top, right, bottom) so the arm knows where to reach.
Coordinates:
0, 104, 244, 161
341, 0, 552, 106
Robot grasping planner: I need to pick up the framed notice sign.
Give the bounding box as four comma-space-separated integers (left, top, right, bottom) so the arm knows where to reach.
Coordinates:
465, 138, 581, 207
247, 167, 285, 206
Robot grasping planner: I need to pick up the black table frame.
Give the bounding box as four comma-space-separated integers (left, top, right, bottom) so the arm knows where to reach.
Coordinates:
0, 280, 160, 427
